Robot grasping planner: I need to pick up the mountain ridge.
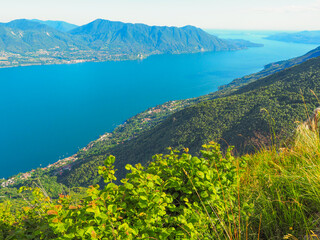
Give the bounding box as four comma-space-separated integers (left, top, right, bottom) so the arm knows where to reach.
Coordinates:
69, 19, 262, 54
31, 19, 78, 32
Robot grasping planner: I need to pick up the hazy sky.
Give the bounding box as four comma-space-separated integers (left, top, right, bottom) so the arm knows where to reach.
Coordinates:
1, 0, 320, 30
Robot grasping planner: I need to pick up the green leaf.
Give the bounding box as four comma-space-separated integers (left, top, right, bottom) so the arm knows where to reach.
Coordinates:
196, 171, 204, 179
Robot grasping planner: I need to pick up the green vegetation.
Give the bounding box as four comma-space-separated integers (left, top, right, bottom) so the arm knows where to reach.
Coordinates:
0, 169, 65, 203
0, 143, 246, 239
2, 120, 320, 239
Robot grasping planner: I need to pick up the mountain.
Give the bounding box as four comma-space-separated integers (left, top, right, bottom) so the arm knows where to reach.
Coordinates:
31, 19, 78, 32
0, 19, 86, 53
58, 54, 320, 187
0, 19, 261, 67
69, 19, 262, 54
266, 30, 320, 44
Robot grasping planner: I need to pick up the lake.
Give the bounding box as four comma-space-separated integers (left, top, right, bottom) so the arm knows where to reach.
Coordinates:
0, 31, 318, 178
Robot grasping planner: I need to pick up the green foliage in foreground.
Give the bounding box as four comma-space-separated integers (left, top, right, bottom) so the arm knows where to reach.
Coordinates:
2, 123, 320, 239
0, 125, 320, 240
0, 143, 250, 239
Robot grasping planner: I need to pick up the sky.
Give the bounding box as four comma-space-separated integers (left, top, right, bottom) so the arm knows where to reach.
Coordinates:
1, 0, 320, 30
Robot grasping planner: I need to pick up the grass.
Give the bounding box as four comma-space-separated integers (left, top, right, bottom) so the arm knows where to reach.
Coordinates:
234, 122, 320, 239
194, 116, 320, 239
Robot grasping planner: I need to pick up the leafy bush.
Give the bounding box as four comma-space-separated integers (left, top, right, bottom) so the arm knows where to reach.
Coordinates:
0, 143, 249, 239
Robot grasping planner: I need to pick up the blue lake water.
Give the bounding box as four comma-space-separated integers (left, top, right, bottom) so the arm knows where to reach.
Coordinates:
0, 31, 318, 178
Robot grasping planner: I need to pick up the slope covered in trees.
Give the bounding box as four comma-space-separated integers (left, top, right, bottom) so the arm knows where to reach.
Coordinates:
59, 55, 320, 187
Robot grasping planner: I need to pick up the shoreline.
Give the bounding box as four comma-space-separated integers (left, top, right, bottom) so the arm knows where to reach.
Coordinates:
0, 54, 149, 70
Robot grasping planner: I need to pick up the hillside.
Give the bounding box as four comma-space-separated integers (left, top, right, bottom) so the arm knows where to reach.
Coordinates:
266, 30, 320, 44
59, 55, 320, 187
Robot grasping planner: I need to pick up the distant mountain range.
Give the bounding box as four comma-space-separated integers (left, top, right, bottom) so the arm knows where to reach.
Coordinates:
0, 19, 262, 67
266, 30, 320, 44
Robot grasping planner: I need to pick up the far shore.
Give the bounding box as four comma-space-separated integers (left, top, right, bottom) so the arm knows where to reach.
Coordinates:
0, 46, 257, 70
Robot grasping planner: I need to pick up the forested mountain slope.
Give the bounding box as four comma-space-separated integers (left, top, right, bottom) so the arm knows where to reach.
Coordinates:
59, 56, 320, 187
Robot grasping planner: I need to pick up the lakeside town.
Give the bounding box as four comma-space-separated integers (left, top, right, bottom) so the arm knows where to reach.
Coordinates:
1, 154, 78, 188
0, 49, 148, 68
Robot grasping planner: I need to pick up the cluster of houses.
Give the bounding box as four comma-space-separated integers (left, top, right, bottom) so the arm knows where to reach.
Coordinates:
1, 178, 15, 188
148, 101, 177, 114
1, 154, 79, 188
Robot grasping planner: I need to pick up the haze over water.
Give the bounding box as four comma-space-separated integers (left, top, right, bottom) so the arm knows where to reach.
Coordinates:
0, 31, 318, 178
